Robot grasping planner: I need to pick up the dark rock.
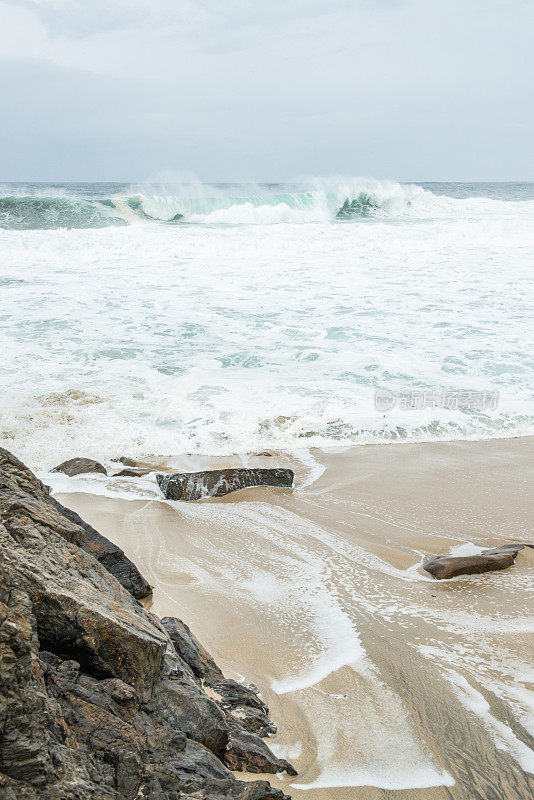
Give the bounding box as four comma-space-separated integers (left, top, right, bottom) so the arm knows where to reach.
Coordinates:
422, 543, 532, 579
482, 543, 533, 555
225, 722, 297, 776
49, 496, 152, 599
208, 677, 277, 736
52, 457, 107, 477
0, 448, 293, 799
157, 468, 294, 501
114, 467, 152, 478
0, 448, 151, 600
116, 457, 140, 467
161, 616, 221, 680
149, 669, 229, 757
161, 617, 294, 771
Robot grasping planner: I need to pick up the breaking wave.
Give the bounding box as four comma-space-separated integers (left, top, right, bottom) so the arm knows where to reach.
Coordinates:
0, 178, 437, 230
2, 177, 532, 230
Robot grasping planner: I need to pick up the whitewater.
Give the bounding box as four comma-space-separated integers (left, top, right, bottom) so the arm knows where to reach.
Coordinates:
1, 177, 533, 473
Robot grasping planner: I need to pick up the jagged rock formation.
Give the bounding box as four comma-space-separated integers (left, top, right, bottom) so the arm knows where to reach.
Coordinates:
157, 468, 294, 501
423, 543, 533, 579
48, 496, 153, 599
0, 448, 294, 799
162, 618, 296, 776
52, 457, 107, 477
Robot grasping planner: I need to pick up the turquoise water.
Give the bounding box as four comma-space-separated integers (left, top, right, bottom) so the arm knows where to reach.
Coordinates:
1, 179, 533, 229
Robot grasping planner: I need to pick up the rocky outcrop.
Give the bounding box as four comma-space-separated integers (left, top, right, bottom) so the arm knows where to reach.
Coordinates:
52, 457, 107, 477
157, 468, 294, 501
162, 618, 297, 775
49, 497, 152, 599
0, 448, 151, 600
423, 543, 533, 579
0, 448, 294, 799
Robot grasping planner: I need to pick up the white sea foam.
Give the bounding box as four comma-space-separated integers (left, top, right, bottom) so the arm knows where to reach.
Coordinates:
1, 178, 533, 472
292, 764, 455, 791
442, 669, 534, 773
43, 469, 162, 501
290, 656, 455, 791
271, 636, 364, 695
450, 542, 487, 557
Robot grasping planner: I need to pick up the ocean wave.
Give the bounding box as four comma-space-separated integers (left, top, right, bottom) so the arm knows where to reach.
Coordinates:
2, 178, 533, 230
0, 195, 127, 230
2, 176, 533, 470
125, 177, 425, 225
0, 178, 454, 229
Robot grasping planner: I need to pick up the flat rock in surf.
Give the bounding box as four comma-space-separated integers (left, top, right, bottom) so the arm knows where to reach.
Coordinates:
52, 456, 107, 477
114, 455, 140, 467
157, 467, 294, 501
114, 467, 152, 478
423, 543, 532, 579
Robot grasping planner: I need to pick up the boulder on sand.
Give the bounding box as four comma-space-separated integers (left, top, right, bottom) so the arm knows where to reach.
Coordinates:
52, 457, 107, 477
422, 543, 533, 580
157, 467, 294, 501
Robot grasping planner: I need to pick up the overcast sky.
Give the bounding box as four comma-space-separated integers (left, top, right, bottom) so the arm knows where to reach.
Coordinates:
0, 0, 532, 182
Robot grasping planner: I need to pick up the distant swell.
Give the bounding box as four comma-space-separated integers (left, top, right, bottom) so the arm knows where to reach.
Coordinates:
0, 195, 127, 230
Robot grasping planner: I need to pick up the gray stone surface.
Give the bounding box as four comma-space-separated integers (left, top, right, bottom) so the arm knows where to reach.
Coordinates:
157, 468, 294, 501
423, 543, 533, 579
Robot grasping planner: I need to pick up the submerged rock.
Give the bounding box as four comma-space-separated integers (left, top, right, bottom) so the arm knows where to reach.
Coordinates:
117, 456, 139, 466
157, 467, 294, 501
114, 467, 152, 478
52, 457, 107, 477
0, 447, 293, 799
423, 543, 532, 579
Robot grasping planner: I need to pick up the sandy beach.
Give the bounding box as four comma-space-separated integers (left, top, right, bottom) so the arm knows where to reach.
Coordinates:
56, 437, 534, 800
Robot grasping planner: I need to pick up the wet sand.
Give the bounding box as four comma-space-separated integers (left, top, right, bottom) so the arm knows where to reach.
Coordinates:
57, 437, 534, 800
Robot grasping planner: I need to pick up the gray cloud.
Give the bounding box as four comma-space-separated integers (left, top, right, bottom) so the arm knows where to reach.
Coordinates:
0, 0, 532, 180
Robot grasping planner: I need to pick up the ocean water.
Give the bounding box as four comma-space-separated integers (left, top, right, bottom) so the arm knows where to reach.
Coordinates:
0, 177, 533, 472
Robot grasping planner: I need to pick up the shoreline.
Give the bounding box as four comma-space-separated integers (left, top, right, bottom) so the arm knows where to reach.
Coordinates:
57, 436, 534, 799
